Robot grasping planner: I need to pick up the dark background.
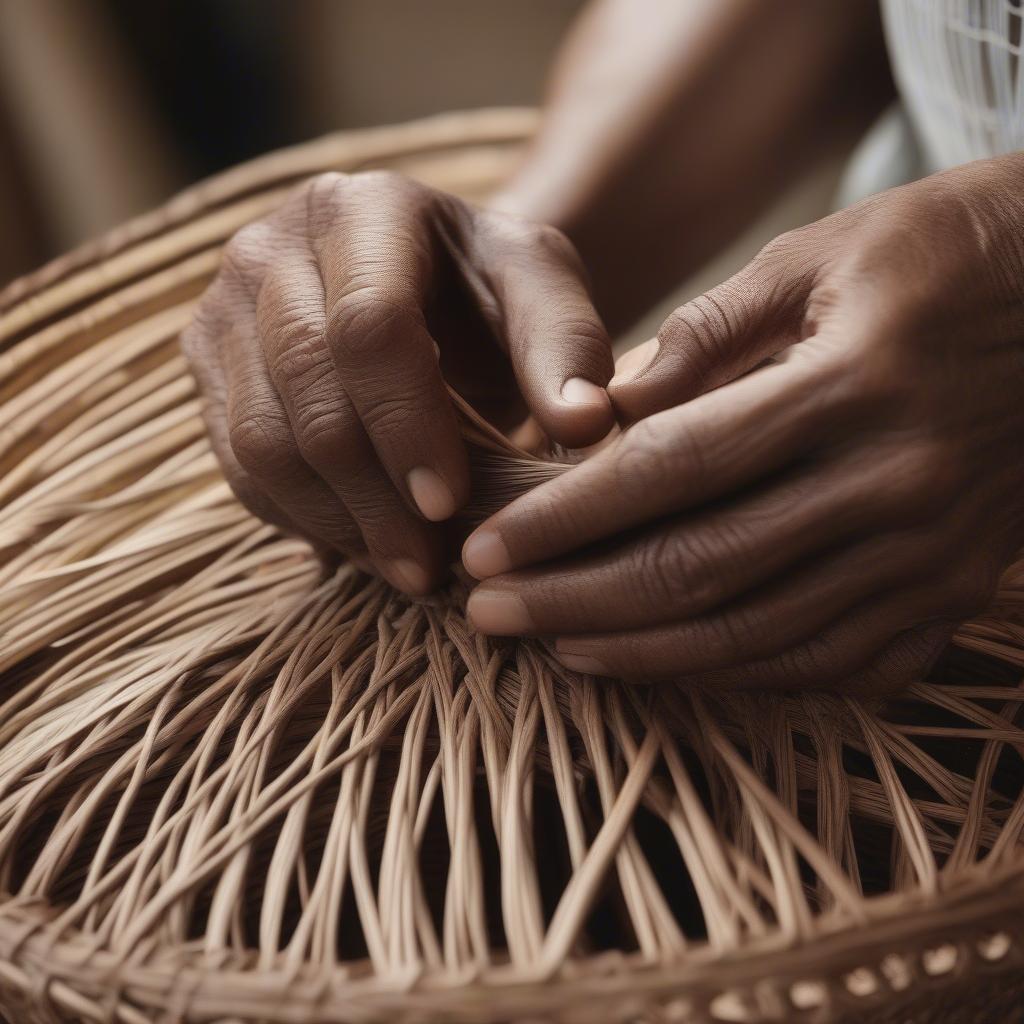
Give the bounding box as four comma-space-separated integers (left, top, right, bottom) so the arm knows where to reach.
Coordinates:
0, 0, 842, 347
0, 0, 580, 286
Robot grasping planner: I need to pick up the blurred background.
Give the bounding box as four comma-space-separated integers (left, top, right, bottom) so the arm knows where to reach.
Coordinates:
0, 0, 840, 339
0, 1, 580, 283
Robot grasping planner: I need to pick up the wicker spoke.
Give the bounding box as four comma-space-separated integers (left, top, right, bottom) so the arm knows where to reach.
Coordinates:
0, 109, 1021, 1024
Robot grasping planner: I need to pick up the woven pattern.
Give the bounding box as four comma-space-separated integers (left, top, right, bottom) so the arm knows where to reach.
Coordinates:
884, 0, 1024, 169
0, 110, 1022, 1024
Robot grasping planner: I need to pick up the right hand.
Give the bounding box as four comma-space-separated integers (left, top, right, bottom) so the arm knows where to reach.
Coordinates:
181, 170, 615, 594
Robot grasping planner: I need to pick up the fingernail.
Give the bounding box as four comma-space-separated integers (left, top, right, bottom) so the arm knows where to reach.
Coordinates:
384, 558, 431, 595
462, 528, 511, 578
553, 649, 611, 677
467, 588, 533, 635
610, 338, 659, 387
561, 377, 606, 406
407, 467, 457, 521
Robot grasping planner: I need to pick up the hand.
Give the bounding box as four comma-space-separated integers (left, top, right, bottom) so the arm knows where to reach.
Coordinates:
181, 171, 614, 593
464, 156, 1024, 692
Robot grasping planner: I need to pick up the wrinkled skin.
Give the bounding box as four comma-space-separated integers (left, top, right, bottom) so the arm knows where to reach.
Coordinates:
184, 0, 929, 694
463, 159, 1024, 693
183, 152, 1024, 696
181, 171, 614, 594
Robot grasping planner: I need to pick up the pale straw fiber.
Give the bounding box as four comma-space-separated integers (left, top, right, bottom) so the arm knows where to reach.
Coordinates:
0, 109, 1022, 1024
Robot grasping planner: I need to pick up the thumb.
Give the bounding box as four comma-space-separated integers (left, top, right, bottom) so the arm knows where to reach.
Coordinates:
609, 246, 806, 422
492, 221, 615, 449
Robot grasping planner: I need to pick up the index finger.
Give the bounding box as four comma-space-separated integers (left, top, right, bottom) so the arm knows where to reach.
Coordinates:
462, 355, 855, 578
313, 173, 470, 523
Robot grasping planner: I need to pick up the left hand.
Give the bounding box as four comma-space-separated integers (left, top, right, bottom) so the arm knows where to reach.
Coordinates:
462, 156, 1024, 692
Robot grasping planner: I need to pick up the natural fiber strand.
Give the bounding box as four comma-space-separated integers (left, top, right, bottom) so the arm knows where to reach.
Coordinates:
0, 109, 1022, 1023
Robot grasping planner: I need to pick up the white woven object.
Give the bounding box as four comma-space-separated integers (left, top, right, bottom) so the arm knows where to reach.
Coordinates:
884, 0, 1024, 169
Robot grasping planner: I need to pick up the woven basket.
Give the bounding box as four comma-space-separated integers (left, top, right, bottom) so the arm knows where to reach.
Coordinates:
0, 108, 1023, 1024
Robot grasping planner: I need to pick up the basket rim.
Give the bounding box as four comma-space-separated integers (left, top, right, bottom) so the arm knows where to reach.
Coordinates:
1, 854, 1021, 1023
2, 106, 1024, 1024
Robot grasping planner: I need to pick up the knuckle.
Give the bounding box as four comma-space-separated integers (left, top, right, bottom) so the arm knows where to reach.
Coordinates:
229, 410, 294, 477
661, 531, 723, 610
547, 309, 607, 349
690, 520, 746, 600
529, 221, 579, 263
753, 229, 797, 266
302, 172, 350, 231
222, 222, 273, 276
265, 330, 333, 391
611, 419, 675, 491
631, 533, 687, 606
659, 416, 708, 488
753, 222, 818, 272
533, 483, 589, 539
268, 339, 334, 393
347, 168, 416, 194
359, 392, 420, 439
191, 291, 226, 332
499, 216, 570, 253
781, 638, 848, 689
305, 506, 360, 547
309, 168, 425, 218
493, 216, 591, 280
658, 291, 738, 371
871, 628, 945, 691
852, 658, 909, 697
223, 472, 276, 524
294, 406, 348, 470
327, 287, 421, 359
657, 304, 696, 350
803, 274, 847, 325
305, 170, 347, 200
183, 286, 238, 356
631, 520, 747, 617
342, 488, 402, 542
706, 605, 770, 662
259, 271, 323, 335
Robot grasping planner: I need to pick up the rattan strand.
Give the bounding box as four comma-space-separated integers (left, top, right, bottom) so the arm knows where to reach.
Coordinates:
0, 109, 1022, 1024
